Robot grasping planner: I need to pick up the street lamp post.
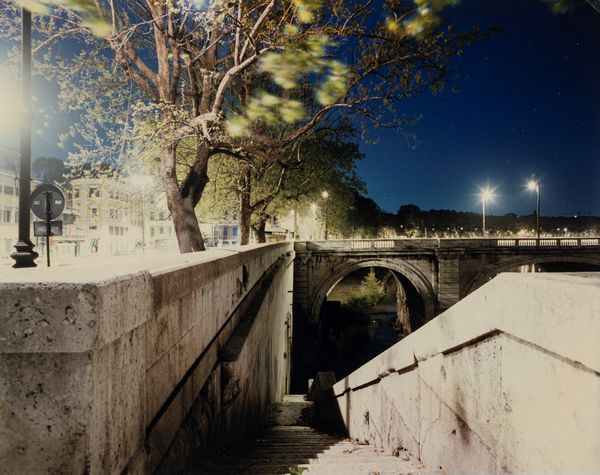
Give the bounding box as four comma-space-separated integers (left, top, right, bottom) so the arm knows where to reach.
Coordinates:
527, 179, 541, 239
321, 190, 329, 240
11, 8, 38, 268
130, 174, 153, 252
480, 187, 494, 237
140, 188, 146, 251
310, 203, 317, 239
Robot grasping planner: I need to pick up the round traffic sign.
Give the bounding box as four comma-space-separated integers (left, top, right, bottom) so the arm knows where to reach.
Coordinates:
31, 184, 65, 220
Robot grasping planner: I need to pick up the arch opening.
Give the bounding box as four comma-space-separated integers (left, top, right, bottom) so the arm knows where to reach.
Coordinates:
317, 266, 426, 382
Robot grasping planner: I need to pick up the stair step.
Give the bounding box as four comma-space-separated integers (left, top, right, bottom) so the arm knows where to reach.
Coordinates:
215, 456, 410, 466
192, 394, 425, 475
282, 394, 307, 402
268, 401, 315, 426
213, 464, 425, 475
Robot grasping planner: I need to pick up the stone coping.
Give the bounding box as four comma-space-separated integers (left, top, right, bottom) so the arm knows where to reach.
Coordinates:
0, 243, 289, 285
333, 272, 600, 396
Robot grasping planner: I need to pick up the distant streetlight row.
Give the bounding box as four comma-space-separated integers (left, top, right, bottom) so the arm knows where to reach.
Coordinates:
315, 184, 543, 240
479, 179, 541, 238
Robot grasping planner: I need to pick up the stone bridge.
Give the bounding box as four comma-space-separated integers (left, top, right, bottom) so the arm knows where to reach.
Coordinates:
293, 237, 600, 324
290, 237, 600, 391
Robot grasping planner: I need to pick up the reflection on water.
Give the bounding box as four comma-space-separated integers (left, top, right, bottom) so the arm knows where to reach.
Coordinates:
321, 283, 400, 381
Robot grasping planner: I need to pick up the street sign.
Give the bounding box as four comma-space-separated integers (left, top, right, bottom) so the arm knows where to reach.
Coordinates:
30, 184, 65, 267
33, 220, 63, 237
31, 184, 65, 220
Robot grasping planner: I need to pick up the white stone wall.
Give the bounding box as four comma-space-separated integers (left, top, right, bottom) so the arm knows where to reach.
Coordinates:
332, 272, 600, 474
0, 242, 293, 474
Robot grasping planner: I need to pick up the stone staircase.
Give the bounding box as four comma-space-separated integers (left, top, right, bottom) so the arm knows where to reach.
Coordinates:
191, 395, 428, 475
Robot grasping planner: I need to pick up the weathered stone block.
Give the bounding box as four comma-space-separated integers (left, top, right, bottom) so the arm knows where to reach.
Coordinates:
331, 273, 600, 475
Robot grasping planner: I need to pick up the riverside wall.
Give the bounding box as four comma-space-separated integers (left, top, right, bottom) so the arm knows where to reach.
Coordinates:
0, 243, 293, 474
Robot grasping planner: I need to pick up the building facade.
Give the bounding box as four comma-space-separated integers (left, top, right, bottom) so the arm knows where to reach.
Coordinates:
69, 177, 144, 256
0, 168, 20, 256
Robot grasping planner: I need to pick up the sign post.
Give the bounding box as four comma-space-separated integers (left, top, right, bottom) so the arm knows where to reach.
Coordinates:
31, 184, 65, 267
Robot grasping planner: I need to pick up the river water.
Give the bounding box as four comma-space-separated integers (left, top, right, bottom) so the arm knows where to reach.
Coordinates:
321, 282, 400, 381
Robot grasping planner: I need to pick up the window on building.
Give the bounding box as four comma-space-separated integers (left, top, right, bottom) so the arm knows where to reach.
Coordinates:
89, 187, 99, 198
159, 227, 164, 235
90, 207, 98, 218
4, 186, 14, 195
159, 211, 165, 220
150, 227, 155, 237
109, 226, 114, 236
73, 187, 79, 198
2, 209, 11, 223
232, 226, 238, 237
222, 226, 229, 240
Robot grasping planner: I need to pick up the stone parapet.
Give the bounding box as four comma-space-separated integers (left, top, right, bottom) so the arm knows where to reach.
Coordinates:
331, 272, 600, 474
0, 243, 293, 474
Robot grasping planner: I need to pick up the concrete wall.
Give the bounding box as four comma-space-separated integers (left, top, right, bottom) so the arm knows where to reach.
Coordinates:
0, 242, 293, 474
331, 272, 600, 474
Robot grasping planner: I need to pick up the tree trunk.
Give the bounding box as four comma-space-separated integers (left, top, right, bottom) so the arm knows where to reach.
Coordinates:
393, 272, 411, 338
161, 142, 205, 253
239, 166, 252, 245
254, 218, 267, 243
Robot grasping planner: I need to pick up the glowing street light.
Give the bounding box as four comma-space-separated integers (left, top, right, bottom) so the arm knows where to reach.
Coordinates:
480, 187, 494, 237
321, 190, 329, 240
527, 179, 541, 239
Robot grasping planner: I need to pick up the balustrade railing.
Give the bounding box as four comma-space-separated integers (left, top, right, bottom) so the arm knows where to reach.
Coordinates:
297, 237, 600, 251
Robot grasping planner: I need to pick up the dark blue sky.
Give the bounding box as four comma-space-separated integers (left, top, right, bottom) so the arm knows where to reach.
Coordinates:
358, 0, 600, 216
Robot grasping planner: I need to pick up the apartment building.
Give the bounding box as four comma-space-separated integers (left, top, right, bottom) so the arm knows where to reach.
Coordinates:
0, 168, 20, 256
70, 177, 145, 256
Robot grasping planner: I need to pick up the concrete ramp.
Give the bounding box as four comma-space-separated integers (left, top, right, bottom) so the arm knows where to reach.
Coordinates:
329, 272, 600, 474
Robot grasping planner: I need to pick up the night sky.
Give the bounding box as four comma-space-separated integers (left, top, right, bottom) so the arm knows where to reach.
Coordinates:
1, 1, 599, 217
358, 0, 600, 216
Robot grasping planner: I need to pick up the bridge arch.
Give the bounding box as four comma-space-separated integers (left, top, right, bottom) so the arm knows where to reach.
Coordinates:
465, 254, 600, 296
310, 258, 436, 323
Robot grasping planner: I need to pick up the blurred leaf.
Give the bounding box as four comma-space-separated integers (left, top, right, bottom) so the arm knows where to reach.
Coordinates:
83, 19, 112, 38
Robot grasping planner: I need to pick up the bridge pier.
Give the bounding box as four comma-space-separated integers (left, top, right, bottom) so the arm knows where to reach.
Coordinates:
437, 252, 462, 312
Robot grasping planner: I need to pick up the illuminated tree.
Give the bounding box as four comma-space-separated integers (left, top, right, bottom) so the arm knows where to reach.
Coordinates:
2, 0, 486, 252
199, 123, 365, 243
